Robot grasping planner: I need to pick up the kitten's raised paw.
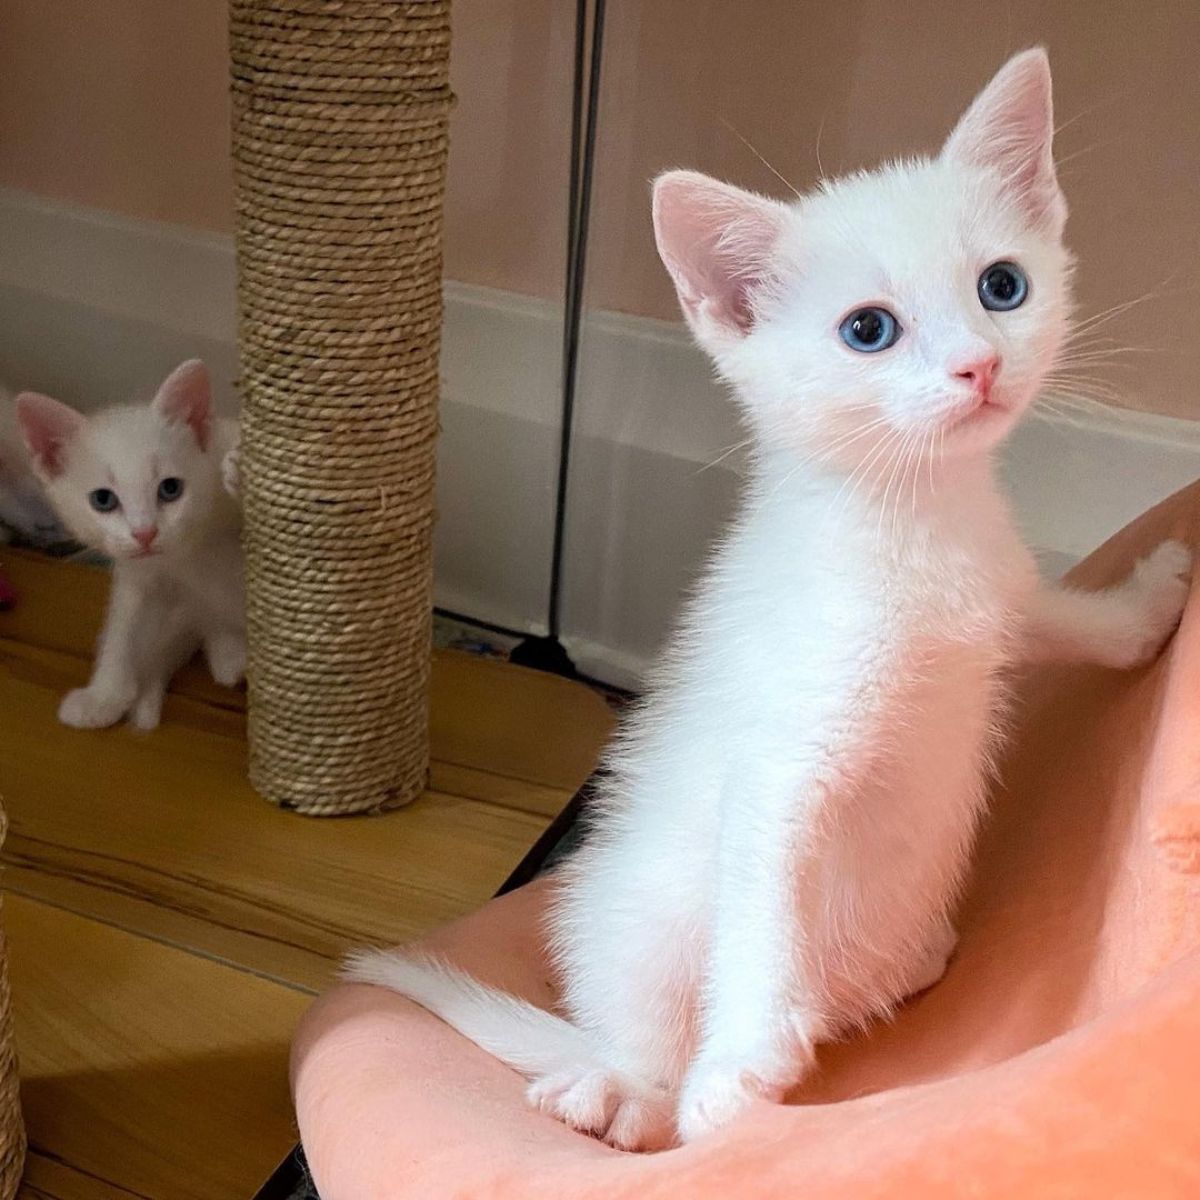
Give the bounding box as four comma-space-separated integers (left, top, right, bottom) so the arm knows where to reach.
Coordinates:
527, 1067, 673, 1152
221, 445, 241, 500
901, 922, 958, 998
58, 687, 130, 729
1113, 540, 1193, 668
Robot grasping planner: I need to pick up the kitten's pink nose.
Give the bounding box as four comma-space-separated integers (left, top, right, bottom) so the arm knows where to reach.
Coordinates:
132, 526, 158, 549
951, 351, 1000, 396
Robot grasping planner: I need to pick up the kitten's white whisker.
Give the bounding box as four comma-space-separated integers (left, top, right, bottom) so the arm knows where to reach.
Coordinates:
1054, 136, 1122, 173
695, 437, 755, 475
802, 416, 892, 467
719, 118, 802, 198
1054, 88, 1128, 139
915, 429, 934, 521
1068, 277, 1189, 338
829, 426, 902, 525
900, 432, 923, 532
879, 429, 916, 545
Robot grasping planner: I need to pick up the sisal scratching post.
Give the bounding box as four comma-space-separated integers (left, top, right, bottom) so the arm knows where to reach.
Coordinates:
0, 810, 25, 1197
230, 1, 451, 814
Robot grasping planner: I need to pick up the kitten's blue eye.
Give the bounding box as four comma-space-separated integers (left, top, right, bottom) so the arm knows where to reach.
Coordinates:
978, 261, 1028, 312
157, 477, 184, 503
89, 488, 119, 513
839, 307, 901, 353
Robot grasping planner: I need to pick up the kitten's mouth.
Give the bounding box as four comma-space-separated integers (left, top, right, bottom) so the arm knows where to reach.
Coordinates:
947, 394, 1007, 430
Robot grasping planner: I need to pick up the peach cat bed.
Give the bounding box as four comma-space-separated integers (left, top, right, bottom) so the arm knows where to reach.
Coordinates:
293, 480, 1200, 1199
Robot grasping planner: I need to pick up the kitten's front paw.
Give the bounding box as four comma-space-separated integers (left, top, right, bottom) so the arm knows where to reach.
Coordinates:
527, 1067, 674, 1152
677, 1036, 813, 1144
677, 1060, 788, 1144
58, 687, 131, 729
1113, 540, 1192, 668
901, 922, 959, 998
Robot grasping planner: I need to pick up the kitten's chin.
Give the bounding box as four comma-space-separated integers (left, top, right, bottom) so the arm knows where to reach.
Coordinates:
110, 544, 165, 562
940, 390, 1027, 452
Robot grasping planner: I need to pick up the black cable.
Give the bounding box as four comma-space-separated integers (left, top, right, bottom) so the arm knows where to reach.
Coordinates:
546, 0, 606, 640
561, 0, 587, 383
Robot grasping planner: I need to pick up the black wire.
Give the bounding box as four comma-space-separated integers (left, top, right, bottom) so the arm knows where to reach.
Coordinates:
495, 772, 599, 895
433, 605, 535, 642
546, 0, 606, 640
561, 0, 587, 369
436, 606, 630, 699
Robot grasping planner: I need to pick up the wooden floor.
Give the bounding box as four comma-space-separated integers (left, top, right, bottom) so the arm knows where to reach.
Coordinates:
0, 549, 612, 1199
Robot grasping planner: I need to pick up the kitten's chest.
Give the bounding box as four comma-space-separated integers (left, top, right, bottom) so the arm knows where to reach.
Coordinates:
874, 505, 1034, 651
169, 537, 244, 629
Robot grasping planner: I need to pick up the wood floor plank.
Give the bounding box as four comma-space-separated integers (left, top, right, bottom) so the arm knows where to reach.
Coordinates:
21, 1149, 149, 1200
0, 549, 614, 797
0, 641, 553, 991
0, 548, 614, 1190
7, 895, 307, 1200
0, 550, 110, 661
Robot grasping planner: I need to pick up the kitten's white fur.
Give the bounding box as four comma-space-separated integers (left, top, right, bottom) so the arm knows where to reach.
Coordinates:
345, 50, 1192, 1149
16, 360, 244, 730
0, 386, 67, 545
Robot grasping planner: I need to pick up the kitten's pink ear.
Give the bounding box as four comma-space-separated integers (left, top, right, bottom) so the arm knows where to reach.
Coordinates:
652, 170, 790, 351
153, 359, 212, 450
15, 392, 85, 479
943, 48, 1066, 233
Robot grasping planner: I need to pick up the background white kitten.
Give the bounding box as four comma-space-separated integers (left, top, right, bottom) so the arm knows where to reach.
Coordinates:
0, 385, 69, 547
345, 50, 1191, 1151
17, 359, 244, 730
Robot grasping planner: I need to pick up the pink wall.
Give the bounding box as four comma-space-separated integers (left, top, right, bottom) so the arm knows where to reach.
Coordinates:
0, 0, 1197, 417
0, 0, 234, 229
585, 1, 1200, 422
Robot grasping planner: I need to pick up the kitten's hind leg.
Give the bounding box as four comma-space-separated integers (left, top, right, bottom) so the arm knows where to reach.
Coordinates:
129, 679, 167, 732
526, 1067, 675, 1152
128, 609, 201, 731
542, 860, 701, 1150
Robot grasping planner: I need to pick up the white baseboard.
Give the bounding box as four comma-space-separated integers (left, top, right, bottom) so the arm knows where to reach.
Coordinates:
1, 188, 1198, 687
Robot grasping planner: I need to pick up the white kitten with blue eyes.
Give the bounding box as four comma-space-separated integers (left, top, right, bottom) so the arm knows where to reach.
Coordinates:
0, 387, 68, 547
345, 50, 1192, 1150
17, 359, 244, 731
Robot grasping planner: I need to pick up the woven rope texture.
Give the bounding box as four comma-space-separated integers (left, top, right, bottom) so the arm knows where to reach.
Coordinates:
230, 0, 451, 814
0, 810, 25, 1195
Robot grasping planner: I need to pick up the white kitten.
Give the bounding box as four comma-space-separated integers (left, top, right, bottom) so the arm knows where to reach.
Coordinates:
345, 50, 1191, 1150
0, 386, 69, 546
17, 360, 245, 731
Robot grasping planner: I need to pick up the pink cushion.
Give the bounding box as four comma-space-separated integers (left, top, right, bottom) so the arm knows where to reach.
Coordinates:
293, 481, 1200, 1198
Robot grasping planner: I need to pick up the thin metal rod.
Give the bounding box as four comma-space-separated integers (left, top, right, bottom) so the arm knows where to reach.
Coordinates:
546, 0, 606, 639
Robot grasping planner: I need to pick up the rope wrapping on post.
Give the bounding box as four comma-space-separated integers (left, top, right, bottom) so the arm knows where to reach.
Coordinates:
0, 809, 24, 1196
230, 0, 451, 815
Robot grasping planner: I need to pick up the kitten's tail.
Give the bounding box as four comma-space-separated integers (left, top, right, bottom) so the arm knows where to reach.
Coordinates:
342, 948, 602, 1080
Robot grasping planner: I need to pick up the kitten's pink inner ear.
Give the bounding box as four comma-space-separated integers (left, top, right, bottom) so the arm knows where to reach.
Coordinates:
652, 171, 789, 343
15, 392, 85, 479
943, 47, 1066, 232
154, 359, 213, 450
